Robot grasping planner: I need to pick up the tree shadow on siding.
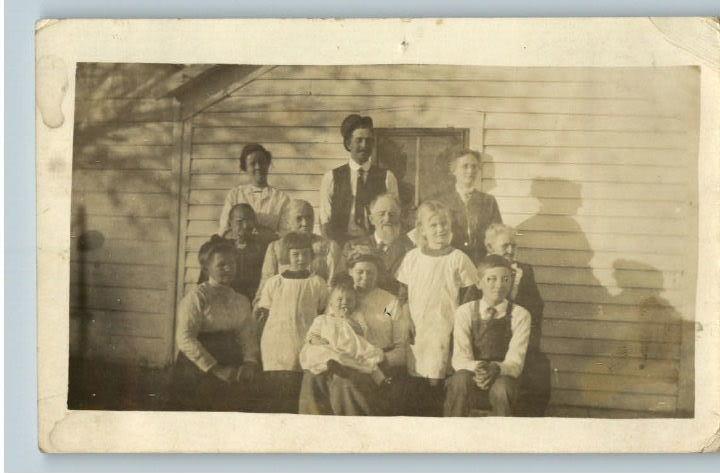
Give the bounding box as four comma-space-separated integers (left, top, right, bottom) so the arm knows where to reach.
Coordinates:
72, 62, 178, 240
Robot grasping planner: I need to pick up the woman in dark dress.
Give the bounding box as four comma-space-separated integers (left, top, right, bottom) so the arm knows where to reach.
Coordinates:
436, 149, 503, 264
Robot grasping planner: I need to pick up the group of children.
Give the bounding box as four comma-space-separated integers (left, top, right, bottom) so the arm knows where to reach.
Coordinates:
173, 193, 542, 417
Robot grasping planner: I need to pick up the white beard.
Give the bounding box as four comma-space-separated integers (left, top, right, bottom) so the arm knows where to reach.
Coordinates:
375, 224, 400, 243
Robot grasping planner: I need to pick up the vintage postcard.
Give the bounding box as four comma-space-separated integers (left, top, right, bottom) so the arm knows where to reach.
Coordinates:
36, 18, 720, 452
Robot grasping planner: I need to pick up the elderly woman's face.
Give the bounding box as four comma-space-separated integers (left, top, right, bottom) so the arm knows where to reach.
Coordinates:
245, 151, 270, 186
290, 206, 314, 234
452, 154, 481, 188
348, 128, 374, 164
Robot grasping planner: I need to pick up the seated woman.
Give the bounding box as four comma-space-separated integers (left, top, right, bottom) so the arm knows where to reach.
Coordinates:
435, 148, 502, 264
197, 204, 273, 302
169, 238, 260, 411
258, 199, 344, 299
298, 274, 391, 416
346, 251, 410, 377
299, 274, 389, 385
217, 143, 291, 238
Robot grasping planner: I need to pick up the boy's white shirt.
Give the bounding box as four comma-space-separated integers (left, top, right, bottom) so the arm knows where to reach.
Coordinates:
451, 298, 531, 379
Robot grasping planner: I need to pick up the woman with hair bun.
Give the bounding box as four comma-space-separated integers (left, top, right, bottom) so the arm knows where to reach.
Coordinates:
169, 237, 261, 411
435, 148, 503, 264
217, 143, 291, 237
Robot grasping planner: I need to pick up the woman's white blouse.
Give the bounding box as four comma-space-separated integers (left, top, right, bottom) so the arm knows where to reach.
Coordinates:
218, 184, 291, 235
175, 281, 259, 372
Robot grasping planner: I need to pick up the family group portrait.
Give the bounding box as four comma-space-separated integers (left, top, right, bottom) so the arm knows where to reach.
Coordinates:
67, 62, 699, 419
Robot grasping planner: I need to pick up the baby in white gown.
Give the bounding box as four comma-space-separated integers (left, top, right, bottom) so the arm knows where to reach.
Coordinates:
299, 274, 389, 385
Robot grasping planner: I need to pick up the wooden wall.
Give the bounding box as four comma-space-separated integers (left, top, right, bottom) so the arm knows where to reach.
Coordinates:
178, 65, 699, 417
70, 63, 183, 368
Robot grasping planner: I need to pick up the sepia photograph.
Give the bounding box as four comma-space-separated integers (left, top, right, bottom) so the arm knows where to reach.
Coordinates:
35, 18, 720, 453
66, 62, 698, 418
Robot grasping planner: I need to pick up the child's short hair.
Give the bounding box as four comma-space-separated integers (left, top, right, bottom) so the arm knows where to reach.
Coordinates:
282, 232, 314, 258
329, 273, 356, 293
484, 223, 516, 246
414, 200, 452, 248
239, 143, 272, 171
229, 203, 257, 221
198, 235, 236, 270
477, 254, 512, 277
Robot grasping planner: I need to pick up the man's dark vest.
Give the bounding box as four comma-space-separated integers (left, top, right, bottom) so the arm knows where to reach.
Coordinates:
470, 300, 514, 362
328, 163, 387, 242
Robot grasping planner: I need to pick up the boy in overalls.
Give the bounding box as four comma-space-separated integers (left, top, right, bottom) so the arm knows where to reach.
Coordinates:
444, 254, 531, 417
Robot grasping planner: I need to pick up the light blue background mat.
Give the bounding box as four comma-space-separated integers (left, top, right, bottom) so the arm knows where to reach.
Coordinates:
7, 0, 720, 471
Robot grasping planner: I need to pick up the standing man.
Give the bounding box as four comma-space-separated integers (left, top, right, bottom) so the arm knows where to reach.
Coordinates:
319, 114, 399, 245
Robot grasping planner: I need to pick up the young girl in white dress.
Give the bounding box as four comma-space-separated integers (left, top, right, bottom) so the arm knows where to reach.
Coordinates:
395, 200, 479, 416
254, 232, 328, 412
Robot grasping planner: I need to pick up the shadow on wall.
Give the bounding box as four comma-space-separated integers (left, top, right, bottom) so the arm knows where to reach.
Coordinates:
515, 178, 692, 417
516, 177, 607, 293
69, 205, 173, 410
609, 259, 692, 417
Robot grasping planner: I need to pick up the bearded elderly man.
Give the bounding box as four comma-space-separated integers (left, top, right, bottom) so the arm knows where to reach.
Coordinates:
343, 193, 415, 298
319, 114, 399, 245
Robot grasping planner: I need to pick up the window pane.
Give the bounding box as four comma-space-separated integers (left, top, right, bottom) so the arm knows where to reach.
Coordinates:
417, 133, 466, 202
376, 134, 417, 230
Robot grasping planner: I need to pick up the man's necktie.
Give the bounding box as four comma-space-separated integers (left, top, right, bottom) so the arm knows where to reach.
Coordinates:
354, 169, 367, 229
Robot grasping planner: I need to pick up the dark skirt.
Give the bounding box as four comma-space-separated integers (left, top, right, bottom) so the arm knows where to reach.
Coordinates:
259, 370, 303, 414
167, 331, 261, 412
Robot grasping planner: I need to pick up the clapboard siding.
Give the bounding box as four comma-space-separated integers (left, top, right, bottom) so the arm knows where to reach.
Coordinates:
197, 111, 684, 133
70, 262, 170, 291
72, 192, 174, 219
74, 144, 175, 170
484, 146, 686, 167
260, 65, 689, 84
546, 354, 678, 379
233, 78, 647, 99
178, 65, 697, 417
207, 95, 668, 116
70, 63, 181, 368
